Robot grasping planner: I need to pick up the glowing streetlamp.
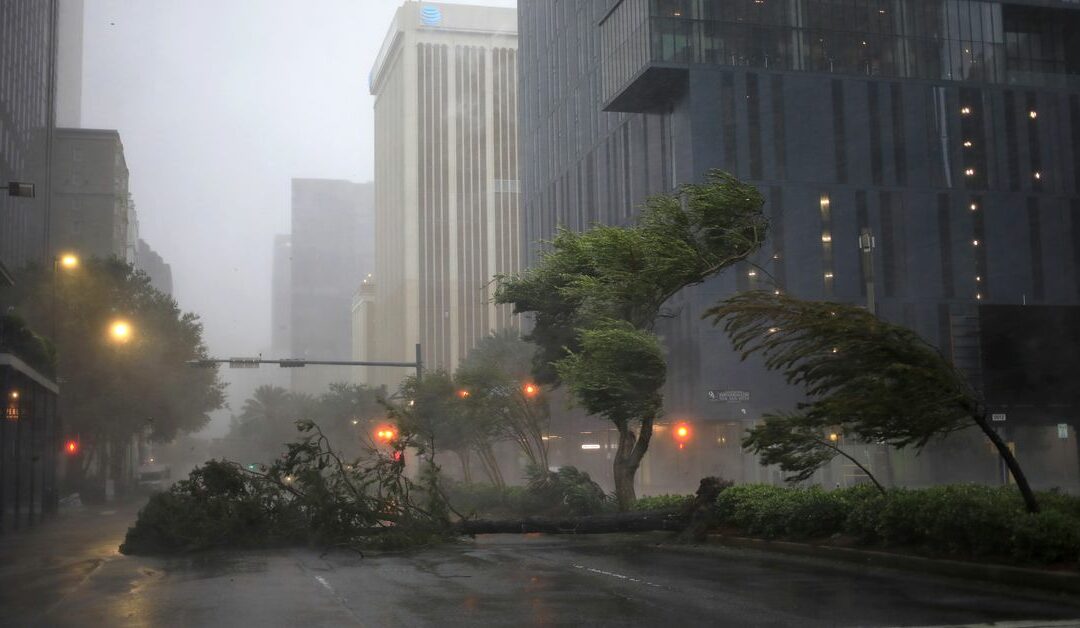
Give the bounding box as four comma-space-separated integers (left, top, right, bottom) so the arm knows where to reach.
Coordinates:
108, 319, 133, 343
58, 253, 79, 270
457, 389, 470, 399
522, 383, 539, 398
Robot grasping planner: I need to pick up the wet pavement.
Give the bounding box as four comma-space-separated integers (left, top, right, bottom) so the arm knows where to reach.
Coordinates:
2, 501, 1080, 627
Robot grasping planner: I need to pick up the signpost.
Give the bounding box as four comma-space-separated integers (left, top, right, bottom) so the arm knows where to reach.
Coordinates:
707, 390, 751, 403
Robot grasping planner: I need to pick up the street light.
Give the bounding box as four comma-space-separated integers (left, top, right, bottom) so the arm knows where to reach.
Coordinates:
522, 383, 539, 398
108, 319, 133, 343
58, 253, 79, 270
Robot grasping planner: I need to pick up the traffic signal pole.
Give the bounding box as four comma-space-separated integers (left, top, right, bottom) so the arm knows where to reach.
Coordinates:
188, 343, 424, 381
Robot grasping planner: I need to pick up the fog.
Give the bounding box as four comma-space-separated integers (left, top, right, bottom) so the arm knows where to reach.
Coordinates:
80, 0, 516, 435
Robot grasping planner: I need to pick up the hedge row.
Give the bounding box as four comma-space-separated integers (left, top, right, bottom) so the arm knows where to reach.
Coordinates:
714, 484, 1080, 567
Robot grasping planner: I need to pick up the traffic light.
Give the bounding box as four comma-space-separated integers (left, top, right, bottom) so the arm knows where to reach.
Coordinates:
673, 423, 691, 450
64, 439, 79, 455
375, 426, 398, 443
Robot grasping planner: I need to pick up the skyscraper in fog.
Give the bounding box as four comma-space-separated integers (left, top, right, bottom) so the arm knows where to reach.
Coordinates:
365, 1, 520, 388
271, 234, 292, 357
290, 179, 374, 394
50, 128, 134, 261
0, 0, 58, 282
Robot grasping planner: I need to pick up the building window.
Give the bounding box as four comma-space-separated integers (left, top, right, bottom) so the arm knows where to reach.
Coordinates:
820, 193, 834, 297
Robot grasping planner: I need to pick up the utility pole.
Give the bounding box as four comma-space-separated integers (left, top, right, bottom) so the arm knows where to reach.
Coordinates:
859, 228, 876, 315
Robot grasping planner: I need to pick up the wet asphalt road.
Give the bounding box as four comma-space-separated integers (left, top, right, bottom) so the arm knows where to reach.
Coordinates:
2, 503, 1080, 627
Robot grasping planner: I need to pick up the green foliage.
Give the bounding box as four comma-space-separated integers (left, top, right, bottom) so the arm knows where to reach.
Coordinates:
121, 421, 451, 555
713, 484, 1080, 567
706, 292, 985, 488
454, 331, 551, 470
631, 494, 693, 511
496, 170, 768, 509
554, 322, 666, 425
1, 258, 225, 456
525, 465, 612, 516
0, 314, 55, 377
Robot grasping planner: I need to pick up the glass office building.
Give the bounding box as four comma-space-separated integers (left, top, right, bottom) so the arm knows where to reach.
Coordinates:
519, 0, 1080, 491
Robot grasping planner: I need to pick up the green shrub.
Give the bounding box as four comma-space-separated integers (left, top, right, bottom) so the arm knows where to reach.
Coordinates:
632, 494, 692, 511
526, 465, 611, 516
1010, 510, 1080, 565
713, 482, 1080, 568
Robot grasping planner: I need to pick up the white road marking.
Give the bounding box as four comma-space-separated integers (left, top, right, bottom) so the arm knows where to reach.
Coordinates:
314, 575, 334, 592
892, 620, 1080, 628
572, 564, 663, 588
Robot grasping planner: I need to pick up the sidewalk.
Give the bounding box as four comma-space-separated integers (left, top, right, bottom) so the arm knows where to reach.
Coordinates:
0, 497, 145, 623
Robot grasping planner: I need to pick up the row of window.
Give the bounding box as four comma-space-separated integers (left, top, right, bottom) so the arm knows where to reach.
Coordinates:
620, 1, 1080, 87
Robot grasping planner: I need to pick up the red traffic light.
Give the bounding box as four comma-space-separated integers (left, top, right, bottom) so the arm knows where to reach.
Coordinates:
673, 423, 691, 444
64, 439, 79, 455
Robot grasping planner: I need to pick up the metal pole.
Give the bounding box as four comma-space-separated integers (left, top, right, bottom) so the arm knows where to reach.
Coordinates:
859, 228, 876, 315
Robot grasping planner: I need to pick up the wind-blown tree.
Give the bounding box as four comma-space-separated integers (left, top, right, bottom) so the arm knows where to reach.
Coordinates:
454, 331, 551, 472
706, 290, 1041, 513
2, 257, 225, 489
391, 371, 505, 486
497, 170, 768, 509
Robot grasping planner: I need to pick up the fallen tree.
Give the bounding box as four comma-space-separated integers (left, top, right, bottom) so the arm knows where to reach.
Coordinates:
121, 420, 728, 555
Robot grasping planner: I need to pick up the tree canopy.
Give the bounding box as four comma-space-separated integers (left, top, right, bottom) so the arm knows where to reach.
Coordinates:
454, 330, 551, 471
706, 290, 1040, 512
496, 170, 768, 509
1, 257, 225, 485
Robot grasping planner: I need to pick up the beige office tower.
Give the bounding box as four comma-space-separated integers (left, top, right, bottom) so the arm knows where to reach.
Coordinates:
363, 2, 520, 390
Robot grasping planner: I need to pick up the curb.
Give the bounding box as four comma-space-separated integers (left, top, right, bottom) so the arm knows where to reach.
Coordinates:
700, 534, 1080, 596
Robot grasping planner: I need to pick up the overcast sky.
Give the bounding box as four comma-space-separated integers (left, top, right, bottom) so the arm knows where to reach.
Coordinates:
81, 0, 516, 433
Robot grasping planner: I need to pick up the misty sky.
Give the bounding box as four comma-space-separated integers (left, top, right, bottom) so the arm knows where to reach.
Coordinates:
81, 0, 515, 433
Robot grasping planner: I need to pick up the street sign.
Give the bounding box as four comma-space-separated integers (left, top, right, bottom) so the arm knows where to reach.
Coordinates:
1058, 423, 1069, 440
707, 390, 751, 402
228, 357, 261, 369
991, 413, 1007, 422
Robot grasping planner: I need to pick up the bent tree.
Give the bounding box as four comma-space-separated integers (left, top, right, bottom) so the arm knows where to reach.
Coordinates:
706, 291, 1041, 513
496, 170, 768, 510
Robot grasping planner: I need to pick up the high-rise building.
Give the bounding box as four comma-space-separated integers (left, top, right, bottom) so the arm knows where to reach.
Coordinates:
366, 1, 521, 388
135, 238, 172, 296
50, 128, 133, 261
520, 0, 1080, 491
0, 0, 59, 282
56, 0, 83, 128
270, 234, 292, 357
290, 179, 374, 394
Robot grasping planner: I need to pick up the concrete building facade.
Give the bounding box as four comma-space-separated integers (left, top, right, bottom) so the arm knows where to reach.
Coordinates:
289, 179, 374, 394
0, 0, 58, 280
56, 0, 83, 128
50, 128, 133, 262
364, 2, 522, 389
520, 0, 1080, 492
135, 238, 172, 296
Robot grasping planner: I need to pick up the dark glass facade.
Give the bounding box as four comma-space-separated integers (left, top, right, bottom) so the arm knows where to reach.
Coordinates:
520, 0, 1080, 491
0, 0, 58, 278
